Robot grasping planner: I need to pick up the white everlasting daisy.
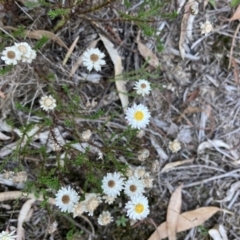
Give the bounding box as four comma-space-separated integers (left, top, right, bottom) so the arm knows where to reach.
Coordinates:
124, 176, 144, 198
102, 172, 125, 197
72, 201, 87, 218
200, 20, 213, 35
55, 186, 79, 213
134, 79, 151, 96
102, 195, 116, 205
82, 48, 106, 71
125, 195, 150, 220
125, 103, 151, 129
39, 95, 57, 111
98, 211, 113, 226
85, 193, 102, 216
134, 166, 146, 179
14, 42, 32, 58
21, 49, 37, 63
1, 46, 21, 65
0, 230, 17, 240
168, 139, 181, 153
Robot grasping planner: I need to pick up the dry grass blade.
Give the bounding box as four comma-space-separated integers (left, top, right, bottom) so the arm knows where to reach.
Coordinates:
166, 184, 183, 240
3, 26, 68, 49
63, 36, 79, 65
148, 207, 232, 240
179, 0, 191, 59
100, 34, 129, 109
136, 31, 159, 68
161, 159, 194, 173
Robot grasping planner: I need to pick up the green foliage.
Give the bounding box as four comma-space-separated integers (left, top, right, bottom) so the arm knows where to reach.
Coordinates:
48, 8, 70, 19
0, 65, 14, 75
197, 225, 209, 236
12, 26, 25, 38
231, 0, 239, 7
34, 36, 49, 50
116, 215, 128, 227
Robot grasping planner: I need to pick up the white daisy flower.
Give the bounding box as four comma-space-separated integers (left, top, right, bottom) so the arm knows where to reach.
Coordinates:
168, 139, 181, 153
134, 166, 146, 179
21, 49, 37, 63
84, 193, 102, 216
125, 103, 151, 129
124, 176, 144, 198
134, 79, 151, 96
55, 186, 79, 213
200, 20, 213, 35
125, 195, 150, 220
102, 172, 125, 197
14, 42, 32, 58
98, 211, 113, 226
1, 46, 21, 65
82, 48, 106, 71
0, 230, 17, 240
39, 95, 57, 111
102, 195, 116, 205
72, 201, 87, 218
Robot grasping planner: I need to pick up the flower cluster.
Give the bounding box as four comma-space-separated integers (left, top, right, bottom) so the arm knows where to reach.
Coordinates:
1, 42, 36, 65
101, 167, 154, 221
125, 79, 152, 129
54, 168, 154, 226
200, 20, 213, 35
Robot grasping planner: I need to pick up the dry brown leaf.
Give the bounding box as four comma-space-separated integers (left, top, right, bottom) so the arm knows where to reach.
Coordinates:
161, 159, 194, 173
228, 5, 240, 22
63, 36, 79, 65
70, 39, 99, 77
166, 184, 182, 240
148, 207, 232, 240
100, 34, 129, 109
136, 31, 159, 68
3, 26, 68, 49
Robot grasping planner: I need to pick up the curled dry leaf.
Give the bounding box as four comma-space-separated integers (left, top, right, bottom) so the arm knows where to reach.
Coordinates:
209, 224, 228, 240
166, 184, 183, 240
17, 198, 36, 240
136, 31, 159, 68
161, 158, 194, 173
100, 33, 129, 109
148, 207, 232, 240
3, 26, 68, 49
197, 139, 230, 154
215, 181, 240, 203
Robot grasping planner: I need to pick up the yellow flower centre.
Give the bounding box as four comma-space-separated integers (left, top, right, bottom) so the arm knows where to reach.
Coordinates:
134, 111, 144, 121
90, 53, 99, 62
7, 51, 16, 59
135, 203, 144, 214
62, 194, 70, 204
140, 83, 147, 89
44, 98, 53, 106
130, 185, 137, 192
18, 45, 28, 54
108, 180, 115, 188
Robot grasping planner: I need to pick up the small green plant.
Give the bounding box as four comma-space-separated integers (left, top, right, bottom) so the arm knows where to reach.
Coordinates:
116, 215, 128, 227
